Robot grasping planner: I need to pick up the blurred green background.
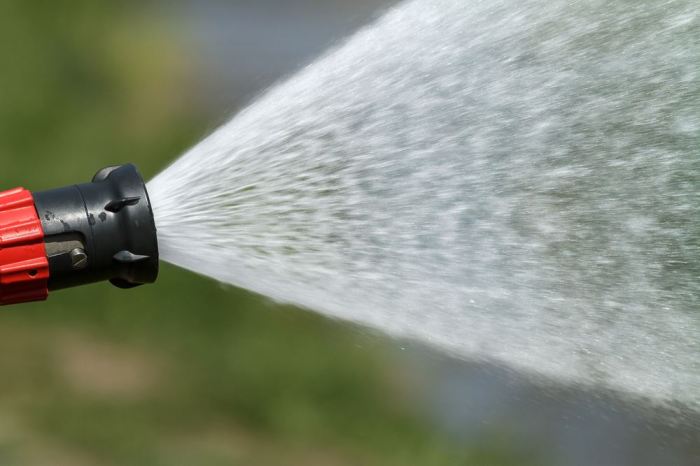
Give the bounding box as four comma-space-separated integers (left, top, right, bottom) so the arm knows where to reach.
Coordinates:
0, 2, 534, 465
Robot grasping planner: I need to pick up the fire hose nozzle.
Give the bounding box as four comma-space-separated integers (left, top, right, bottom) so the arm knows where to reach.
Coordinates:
0, 164, 159, 306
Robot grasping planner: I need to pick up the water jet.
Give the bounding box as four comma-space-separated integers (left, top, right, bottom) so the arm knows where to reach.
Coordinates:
1, 0, 698, 415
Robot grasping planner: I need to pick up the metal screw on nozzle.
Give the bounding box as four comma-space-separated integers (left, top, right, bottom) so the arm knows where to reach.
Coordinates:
70, 248, 88, 270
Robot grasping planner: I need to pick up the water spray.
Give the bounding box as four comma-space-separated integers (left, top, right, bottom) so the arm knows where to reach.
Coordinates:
0, 0, 697, 414
0, 164, 158, 305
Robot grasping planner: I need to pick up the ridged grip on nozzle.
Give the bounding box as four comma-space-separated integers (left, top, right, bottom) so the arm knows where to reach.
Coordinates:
0, 188, 49, 305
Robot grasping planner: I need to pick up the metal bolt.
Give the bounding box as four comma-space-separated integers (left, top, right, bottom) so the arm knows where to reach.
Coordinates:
69, 248, 88, 270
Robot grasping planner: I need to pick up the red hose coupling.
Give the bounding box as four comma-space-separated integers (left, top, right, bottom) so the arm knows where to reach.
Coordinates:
0, 187, 49, 305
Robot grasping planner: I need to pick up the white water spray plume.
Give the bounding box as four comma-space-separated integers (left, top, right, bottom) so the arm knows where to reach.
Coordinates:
148, 0, 700, 413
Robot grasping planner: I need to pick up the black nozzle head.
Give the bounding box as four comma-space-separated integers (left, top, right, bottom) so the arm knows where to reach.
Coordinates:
33, 164, 159, 291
